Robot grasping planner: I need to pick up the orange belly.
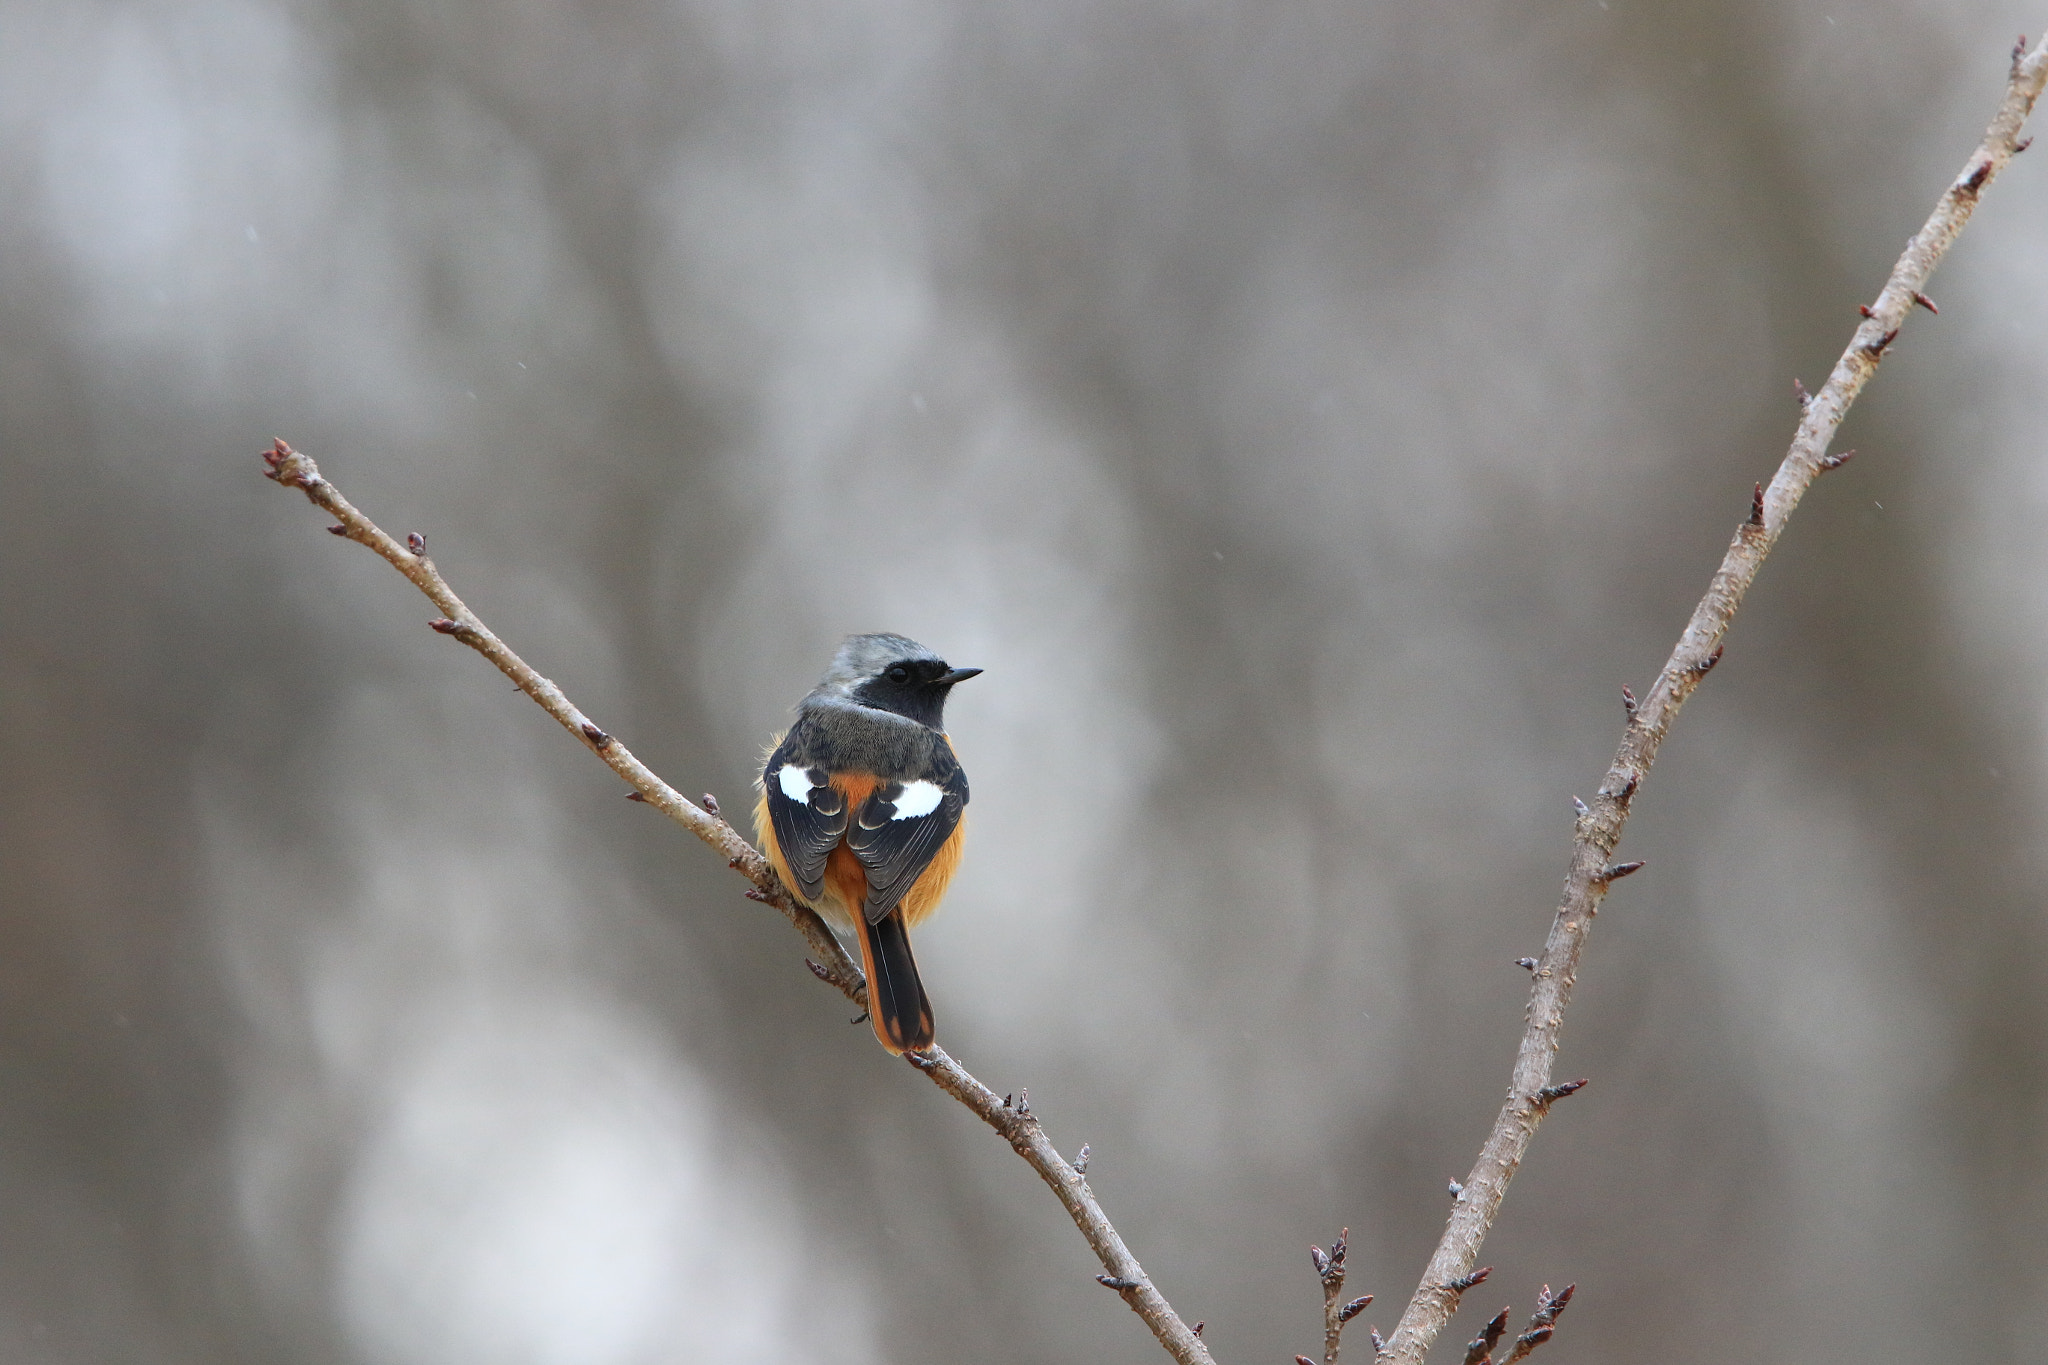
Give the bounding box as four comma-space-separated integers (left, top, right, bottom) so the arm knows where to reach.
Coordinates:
895, 817, 965, 928
753, 770, 966, 931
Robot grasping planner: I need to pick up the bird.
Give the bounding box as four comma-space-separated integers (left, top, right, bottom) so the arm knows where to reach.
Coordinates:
754, 633, 980, 1053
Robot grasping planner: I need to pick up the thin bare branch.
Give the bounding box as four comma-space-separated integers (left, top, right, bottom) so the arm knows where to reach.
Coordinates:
261, 440, 862, 994
1379, 40, 2048, 1365
1496, 1284, 1572, 1365
259, 439, 1215, 1365
1459, 1307, 1508, 1365
1304, 1228, 1368, 1365
907, 1051, 1214, 1362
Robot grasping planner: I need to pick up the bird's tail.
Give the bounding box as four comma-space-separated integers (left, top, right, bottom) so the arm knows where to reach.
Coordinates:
853, 908, 935, 1054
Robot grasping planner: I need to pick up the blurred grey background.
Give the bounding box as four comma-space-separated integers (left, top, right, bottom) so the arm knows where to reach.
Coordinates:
4, 1, 2047, 1362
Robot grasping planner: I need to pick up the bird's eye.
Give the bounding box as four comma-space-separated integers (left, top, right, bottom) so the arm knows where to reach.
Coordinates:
887, 665, 911, 683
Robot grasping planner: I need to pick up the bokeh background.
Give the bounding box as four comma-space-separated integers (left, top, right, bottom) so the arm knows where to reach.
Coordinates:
5, 2, 2048, 1361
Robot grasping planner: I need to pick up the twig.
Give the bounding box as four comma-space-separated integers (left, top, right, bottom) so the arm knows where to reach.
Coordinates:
1446, 1280, 1571, 1365
1459, 1308, 1507, 1365
259, 439, 1215, 1365
1378, 40, 2048, 1365
1496, 1285, 1572, 1365
1304, 1229, 1371, 1365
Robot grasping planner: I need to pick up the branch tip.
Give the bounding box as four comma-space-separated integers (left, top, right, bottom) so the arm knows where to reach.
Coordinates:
1913, 291, 1939, 314
625, 791, 649, 802
702, 792, 721, 816
1857, 304, 1875, 319
2017, 134, 2034, 153
1570, 796, 1589, 817
1074, 1143, 1091, 1175
1820, 448, 1857, 471
1514, 957, 1538, 971
1694, 645, 1723, 675
1749, 482, 1765, 527
1601, 860, 1644, 882
264, 440, 322, 489
1447, 1179, 1464, 1198
1496, 1285, 1575, 1362
260, 438, 310, 486
1341, 1295, 1374, 1323
406, 532, 426, 557
1097, 1275, 1141, 1292
1866, 325, 1901, 354
1447, 1267, 1491, 1294
326, 524, 347, 536
580, 721, 612, 748
428, 617, 461, 635
1461, 1307, 1510, 1365
1192, 1322, 1204, 1338
1792, 377, 1810, 406
1299, 1356, 1319, 1364
1536, 1078, 1588, 1105
1619, 684, 1636, 715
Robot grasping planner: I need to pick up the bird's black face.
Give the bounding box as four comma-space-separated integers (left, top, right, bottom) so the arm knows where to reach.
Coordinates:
852, 657, 982, 727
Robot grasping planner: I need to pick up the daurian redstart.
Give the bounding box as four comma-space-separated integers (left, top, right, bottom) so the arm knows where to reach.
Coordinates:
754, 634, 979, 1053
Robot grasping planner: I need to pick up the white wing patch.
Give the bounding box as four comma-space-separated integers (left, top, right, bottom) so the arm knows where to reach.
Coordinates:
777, 764, 818, 804
891, 779, 944, 819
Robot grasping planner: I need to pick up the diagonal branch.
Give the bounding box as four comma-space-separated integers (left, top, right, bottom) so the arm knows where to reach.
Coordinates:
906, 1052, 1214, 1361
1379, 38, 2048, 1365
259, 440, 1216, 1365
257, 443, 863, 996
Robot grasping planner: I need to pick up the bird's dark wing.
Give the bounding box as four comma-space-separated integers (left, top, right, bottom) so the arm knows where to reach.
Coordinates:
762, 738, 848, 904
846, 749, 968, 923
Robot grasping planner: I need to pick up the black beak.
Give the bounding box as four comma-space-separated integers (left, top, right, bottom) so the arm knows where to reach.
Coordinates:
935, 667, 983, 686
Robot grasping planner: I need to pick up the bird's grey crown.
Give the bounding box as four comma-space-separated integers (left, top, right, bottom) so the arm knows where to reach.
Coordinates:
808, 632, 940, 699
